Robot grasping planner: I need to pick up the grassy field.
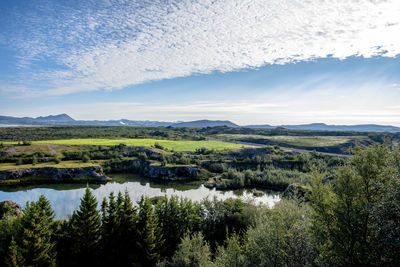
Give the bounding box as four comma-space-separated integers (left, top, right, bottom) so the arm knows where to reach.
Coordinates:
2, 138, 251, 151
217, 134, 368, 148
0, 161, 99, 171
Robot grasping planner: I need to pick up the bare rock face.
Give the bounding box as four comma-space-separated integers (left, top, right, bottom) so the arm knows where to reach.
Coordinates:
0, 166, 108, 183
146, 165, 202, 180
0, 200, 23, 219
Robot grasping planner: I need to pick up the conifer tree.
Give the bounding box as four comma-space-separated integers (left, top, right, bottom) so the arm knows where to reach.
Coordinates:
101, 192, 121, 265
5, 237, 24, 267
19, 195, 56, 267
120, 190, 139, 265
137, 197, 164, 266
70, 185, 101, 266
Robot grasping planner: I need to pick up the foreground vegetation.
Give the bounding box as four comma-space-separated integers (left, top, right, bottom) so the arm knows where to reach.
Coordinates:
0, 144, 399, 266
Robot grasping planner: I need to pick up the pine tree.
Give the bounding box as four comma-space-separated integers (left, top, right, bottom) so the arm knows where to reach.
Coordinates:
70, 185, 101, 266
19, 195, 56, 267
5, 237, 24, 267
101, 192, 120, 266
120, 190, 139, 266
137, 197, 164, 266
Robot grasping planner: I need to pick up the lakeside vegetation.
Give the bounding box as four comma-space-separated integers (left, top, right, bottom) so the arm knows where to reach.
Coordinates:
0, 144, 399, 266
0, 124, 379, 192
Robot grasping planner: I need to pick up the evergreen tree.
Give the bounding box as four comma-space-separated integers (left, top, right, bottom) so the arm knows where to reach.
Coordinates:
69, 185, 101, 266
0, 212, 22, 266
137, 197, 164, 266
19, 195, 56, 267
101, 192, 124, 266
5, 237, 24, 267
154, 196, 202, 257
118, 190, 139, 265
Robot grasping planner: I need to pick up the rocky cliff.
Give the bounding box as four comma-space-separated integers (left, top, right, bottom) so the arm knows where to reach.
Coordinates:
106, 159, 204, 181
0, 166, 108, 183
146, 165, 202, 180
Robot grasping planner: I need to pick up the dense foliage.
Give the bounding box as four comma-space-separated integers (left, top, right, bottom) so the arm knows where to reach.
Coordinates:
0, 145, 399, 266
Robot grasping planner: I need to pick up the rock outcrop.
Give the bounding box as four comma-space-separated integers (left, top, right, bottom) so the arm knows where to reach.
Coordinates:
0, 166, 108, 183
105, 159, 204, 181
282, 183, 311, 201
146, 165, 202, 180
0, 200, 23, 219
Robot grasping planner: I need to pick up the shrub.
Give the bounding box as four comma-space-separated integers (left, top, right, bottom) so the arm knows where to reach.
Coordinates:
82, 154, 90, 163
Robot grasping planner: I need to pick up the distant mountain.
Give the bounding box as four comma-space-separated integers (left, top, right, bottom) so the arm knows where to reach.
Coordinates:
36, 113, 75, 122
1, 114, 399, 132
173, 120, 238, 128
0, 115, 237, 128
244, 123, 400, 133
0, 114, 75, 126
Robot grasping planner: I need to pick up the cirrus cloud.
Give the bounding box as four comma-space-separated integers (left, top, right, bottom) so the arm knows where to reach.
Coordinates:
1, 0, 400, 96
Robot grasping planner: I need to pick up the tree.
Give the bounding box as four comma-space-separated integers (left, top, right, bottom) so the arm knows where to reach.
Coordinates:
19, 195, 56, 267
242, 200, 316, 267
310, 144, 398, 266
101, 191, 138, 266
215, 233, 245, 267
155, 196, 202, 257
5, 238, 24, 267
0, 210, 22, 266
137, 197, 164, 266
159, 232, 213, 267
69, 186, 101, 266
82, 154, 90, 163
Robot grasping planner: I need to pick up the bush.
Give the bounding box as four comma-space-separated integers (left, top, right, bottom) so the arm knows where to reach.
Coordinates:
82, 154, 90, 163
154, 142, 165, 150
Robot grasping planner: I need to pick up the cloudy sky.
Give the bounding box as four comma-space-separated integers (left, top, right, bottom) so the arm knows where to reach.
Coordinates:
0, 0, 399, 125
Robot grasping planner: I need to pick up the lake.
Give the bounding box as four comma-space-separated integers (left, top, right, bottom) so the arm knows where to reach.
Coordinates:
0, 174, 280, 219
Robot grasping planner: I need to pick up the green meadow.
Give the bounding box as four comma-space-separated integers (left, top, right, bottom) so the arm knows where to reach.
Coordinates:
4, 138, 252, 151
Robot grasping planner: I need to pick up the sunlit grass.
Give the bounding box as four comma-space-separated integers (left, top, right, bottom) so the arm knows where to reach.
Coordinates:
2, 138, 252, 151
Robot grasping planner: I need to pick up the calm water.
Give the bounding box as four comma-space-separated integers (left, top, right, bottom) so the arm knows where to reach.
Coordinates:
0, 174, 280, 219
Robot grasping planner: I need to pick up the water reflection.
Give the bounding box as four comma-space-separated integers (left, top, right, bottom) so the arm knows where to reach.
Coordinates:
0, 174, 280, 219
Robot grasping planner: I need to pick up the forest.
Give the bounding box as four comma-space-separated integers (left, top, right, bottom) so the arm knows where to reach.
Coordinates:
0, 144, 399, 266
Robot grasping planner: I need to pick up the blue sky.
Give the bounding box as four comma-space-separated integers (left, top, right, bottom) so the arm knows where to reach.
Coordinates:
0, 0, 400, 126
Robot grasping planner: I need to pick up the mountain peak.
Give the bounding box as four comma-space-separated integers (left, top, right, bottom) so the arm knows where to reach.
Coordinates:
36, 113, 75, 121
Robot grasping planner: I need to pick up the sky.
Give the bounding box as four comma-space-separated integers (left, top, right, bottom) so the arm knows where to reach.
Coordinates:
0, 0, 399, 126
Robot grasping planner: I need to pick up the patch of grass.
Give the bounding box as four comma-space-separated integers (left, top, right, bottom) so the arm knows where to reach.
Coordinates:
217, 134, 368, 148
3, 138, 252, 152
0, 161, 99, 171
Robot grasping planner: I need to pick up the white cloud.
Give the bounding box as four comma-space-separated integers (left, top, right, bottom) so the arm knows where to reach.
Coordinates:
2, 0, 400, 96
